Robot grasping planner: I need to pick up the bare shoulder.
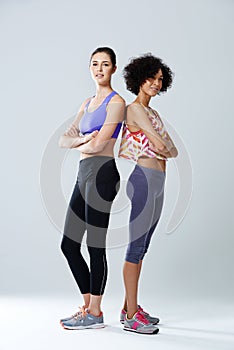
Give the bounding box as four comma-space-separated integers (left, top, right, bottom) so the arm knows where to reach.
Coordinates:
127, 102, 147, 116
79, 96, 92, 111
111, 93, 125, 105
71, 97, 92, 127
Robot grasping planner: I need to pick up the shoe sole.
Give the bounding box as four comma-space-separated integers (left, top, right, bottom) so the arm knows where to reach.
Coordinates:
123, 326, 159, 335
120, 319, 159, 325
61, 323, 105, 330
147, 320, 160, 325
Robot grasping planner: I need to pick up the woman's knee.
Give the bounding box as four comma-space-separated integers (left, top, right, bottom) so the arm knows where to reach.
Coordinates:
87, 246, 106, 260
61, 235, 80, 258
125, 245, 144, 264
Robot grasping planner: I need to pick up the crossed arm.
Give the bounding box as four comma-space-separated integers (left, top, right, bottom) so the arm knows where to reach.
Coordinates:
127, 103, 178, 158
59, 97, 96, 149
59, 95, 125, 153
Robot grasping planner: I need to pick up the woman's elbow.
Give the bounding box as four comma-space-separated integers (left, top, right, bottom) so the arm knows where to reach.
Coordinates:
58, 137, 64, 148
59, 136, 66, 148
170, 147, 178, 158
59, 136, 70, 148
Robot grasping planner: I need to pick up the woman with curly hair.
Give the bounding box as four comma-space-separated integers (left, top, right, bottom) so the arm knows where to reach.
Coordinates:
118, 53, 178, 334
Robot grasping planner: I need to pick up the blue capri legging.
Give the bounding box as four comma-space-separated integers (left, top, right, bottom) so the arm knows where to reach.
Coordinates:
126, 164, 166, 264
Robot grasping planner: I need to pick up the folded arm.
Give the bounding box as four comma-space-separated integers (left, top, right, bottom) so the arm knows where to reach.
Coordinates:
76, 96, 125, 154
128, 103, 178, 158
59, 97, 97, 148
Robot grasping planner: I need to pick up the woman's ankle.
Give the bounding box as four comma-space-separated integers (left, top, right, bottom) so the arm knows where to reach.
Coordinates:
89, 308, 102, 317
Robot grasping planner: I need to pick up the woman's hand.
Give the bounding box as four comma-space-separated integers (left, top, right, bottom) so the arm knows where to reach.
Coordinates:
83, 130, 99, 143
148, 141, 160, 153
149, 141, 178, 158
64, 124, 79, 137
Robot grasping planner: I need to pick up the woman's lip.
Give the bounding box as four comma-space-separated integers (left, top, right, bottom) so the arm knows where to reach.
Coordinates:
96, 74, 104, 78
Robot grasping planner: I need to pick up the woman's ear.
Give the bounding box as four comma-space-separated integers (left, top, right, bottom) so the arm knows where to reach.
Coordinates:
112, 65, 117, 74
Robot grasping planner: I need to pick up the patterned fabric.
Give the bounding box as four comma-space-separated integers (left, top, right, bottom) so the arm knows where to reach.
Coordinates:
118, 104, 168, 162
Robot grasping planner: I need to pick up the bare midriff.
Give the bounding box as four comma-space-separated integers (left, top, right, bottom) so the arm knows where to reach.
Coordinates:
137, 156, 166, 172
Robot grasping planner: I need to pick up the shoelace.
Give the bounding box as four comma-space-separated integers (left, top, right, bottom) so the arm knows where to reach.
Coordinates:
138, 305, 149, 316
135, 311, 149, 325
73, 306, 87, 320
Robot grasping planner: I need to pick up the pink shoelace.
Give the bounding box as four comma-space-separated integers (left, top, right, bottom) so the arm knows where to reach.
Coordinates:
135, 311, 149, 325
138, 305, 149, 316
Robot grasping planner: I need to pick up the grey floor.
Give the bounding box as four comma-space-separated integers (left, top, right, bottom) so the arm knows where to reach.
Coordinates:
1, 295, 234, 350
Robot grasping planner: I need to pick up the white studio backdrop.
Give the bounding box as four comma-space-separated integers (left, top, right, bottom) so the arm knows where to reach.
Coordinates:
0, 0, 234, 303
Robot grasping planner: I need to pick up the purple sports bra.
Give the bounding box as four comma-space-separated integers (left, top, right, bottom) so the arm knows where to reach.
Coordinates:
79, 91, 122, 138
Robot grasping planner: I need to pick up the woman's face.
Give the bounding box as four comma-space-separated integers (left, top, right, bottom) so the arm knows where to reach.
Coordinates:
90, 52, 116, 85
140, 69, 163, 96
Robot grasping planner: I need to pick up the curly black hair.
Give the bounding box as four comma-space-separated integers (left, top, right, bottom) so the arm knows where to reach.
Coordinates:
123, 53, 173, 95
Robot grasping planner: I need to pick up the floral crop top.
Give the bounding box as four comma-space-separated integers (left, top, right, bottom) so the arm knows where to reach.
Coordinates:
118, 104, 168, 162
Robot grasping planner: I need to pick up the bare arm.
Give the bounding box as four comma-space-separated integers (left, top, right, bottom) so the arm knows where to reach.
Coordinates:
59, 97, 98, 148
76, 95, 125, 154
149, 141, 178, 158
147, 113, 178, 158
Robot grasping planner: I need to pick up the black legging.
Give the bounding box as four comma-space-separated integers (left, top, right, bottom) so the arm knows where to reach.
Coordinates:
61, 156, 120, 296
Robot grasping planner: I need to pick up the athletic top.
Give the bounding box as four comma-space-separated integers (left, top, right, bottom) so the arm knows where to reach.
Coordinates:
118, 104, 168, 162
79, 91, 122, 138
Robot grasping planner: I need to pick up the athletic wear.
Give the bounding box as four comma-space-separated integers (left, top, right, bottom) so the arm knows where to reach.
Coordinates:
123, 311, 159, 334
118, 103, 168, 161
79, 91, 122, 138
61, 309, 105, 330
120, 306, 160, 325
61, 156, 120, 295
125, 164, 165, 264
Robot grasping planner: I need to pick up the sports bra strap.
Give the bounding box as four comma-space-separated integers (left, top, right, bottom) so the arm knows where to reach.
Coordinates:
85, 91, 117, 110
102, 91, 117, 104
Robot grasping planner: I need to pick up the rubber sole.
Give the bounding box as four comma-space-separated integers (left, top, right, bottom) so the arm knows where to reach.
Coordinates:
120, 319, 159, 325
61, 323, 105, 330
123, 326, 159, 335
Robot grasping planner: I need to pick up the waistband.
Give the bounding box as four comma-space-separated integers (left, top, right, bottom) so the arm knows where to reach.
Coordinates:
79, 156, 115, 166
134, 164, 166, 178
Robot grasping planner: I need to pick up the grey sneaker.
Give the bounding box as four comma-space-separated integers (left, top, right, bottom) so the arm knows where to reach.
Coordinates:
120, 305, 160, 325
61, 309, 105, 330
123, 311, 159, 334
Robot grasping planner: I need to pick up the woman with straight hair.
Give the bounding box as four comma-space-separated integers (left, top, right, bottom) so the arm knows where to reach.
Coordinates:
59, 47, 125, 330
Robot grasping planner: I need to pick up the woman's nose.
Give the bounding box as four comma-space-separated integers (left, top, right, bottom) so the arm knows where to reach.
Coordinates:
153, 79, 160, 87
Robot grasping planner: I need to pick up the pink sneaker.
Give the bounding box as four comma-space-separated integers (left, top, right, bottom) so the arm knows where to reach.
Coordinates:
123, 311, 159, 334
120, 305, 160, 325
